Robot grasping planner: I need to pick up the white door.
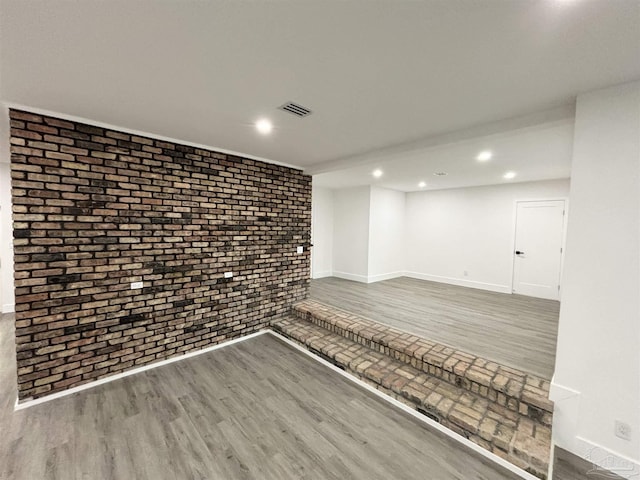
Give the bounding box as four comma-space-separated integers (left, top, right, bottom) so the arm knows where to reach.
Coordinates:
512, 200, 565, 300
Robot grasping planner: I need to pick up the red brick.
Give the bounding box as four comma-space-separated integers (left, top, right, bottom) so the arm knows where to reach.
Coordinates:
10, 109, 311, 401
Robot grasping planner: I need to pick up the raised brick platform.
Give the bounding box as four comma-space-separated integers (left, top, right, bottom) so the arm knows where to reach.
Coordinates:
271, 299, 554, 479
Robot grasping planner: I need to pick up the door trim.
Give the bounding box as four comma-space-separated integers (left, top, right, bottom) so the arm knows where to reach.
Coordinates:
510, 197, 569, 299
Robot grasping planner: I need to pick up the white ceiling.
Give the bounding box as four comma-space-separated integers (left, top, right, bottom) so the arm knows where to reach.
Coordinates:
313, 118, 574, 192
1, 0, 639, 181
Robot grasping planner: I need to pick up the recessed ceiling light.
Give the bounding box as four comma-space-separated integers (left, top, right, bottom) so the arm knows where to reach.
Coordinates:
503, 171, 517, 179
255, 119, 273, 135
476, 150, 493, 162
433, 172, 448, 176
418, 181, 426, 188
372, 169, 383, 178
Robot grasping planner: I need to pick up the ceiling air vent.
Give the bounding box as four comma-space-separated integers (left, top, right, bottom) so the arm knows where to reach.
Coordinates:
279, 102, 312, 117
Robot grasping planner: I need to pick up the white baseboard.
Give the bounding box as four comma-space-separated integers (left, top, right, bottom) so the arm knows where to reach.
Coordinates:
549, 380, 582, 457
403, 271, 512, 294
331, 271, 369, 283
327, 271, 404, 284
550, 380, 639, 479
573, 437, 640, 479
549, 377, 581, 403
269, 331, 539, 480
15, 330, 269, 410
13, 326, 538, 479
367, 271, 404, 283
311, 270, 333, 279
2, 303, 15, 313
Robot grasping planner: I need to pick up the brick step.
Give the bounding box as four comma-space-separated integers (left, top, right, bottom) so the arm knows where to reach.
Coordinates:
293, 299, 553, 427
272, 315, 551, 479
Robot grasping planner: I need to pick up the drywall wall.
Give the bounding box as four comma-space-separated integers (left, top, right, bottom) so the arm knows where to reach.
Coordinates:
331, 186, 370, 282
0, 160, 14, 313
368, 186, 405, 281
313, 185, 404, 282
10, 109, 311, 401
551, 81, 640, 476
314, 180, 570, 288
311, 185, 333, 278
404, 179, 570, 293
0, 105, 15, 313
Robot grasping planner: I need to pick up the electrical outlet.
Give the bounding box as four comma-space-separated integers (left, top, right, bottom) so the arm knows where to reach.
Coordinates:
615, 420, 631, 441
224, 272, 233, 279
463, 271, 468, 277
296, 246, 304, 254
130, 281, 143, 290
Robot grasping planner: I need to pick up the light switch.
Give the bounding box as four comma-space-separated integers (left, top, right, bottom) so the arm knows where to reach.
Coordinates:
297, 246, 304, 254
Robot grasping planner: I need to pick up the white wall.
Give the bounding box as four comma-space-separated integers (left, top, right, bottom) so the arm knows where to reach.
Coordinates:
0, 105, 14, 314
331, 186, 370, 282
368, 186, 405, 281
317, 185, 405, 283
404, 179, 570, 293
314, 180, 571, 287
311, 185, 333, 279
551, 81, 640, 476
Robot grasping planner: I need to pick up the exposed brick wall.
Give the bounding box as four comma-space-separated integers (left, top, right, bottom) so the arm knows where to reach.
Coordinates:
9, 109, 311, 401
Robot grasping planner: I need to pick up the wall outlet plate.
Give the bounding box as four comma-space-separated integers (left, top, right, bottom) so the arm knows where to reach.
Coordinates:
130, 281, 143, 290
224, 272, 233, 279
615, 420, 632, 441
297, 246, 304, 254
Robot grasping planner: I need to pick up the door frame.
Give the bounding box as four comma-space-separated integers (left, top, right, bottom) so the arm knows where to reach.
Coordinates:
509, 197, 569, 299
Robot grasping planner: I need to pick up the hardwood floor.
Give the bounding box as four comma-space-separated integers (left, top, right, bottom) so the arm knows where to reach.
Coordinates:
0, 315, 525, 480
309, 277, 560, 379
0, 316, 16, 442
553, 447, 625, 480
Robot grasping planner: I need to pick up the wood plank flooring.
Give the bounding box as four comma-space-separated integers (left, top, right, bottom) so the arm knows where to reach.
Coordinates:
309, 277, 560, 379
0, 315, 522, 480
553, 447, 625, 480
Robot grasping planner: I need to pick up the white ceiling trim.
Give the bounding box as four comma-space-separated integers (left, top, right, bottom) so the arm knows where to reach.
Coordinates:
2, 103, 303, 171
306, 104, 575, 175
313, 115, 574, 192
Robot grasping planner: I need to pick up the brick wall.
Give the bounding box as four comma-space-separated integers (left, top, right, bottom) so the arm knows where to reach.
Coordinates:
9, 109, 311, 401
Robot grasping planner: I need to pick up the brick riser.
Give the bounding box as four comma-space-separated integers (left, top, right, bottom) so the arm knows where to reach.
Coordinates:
293, 300, 553, 426
272, 316, 551, 479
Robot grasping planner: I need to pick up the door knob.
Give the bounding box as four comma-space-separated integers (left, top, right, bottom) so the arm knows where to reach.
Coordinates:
515, 250, 524, 255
